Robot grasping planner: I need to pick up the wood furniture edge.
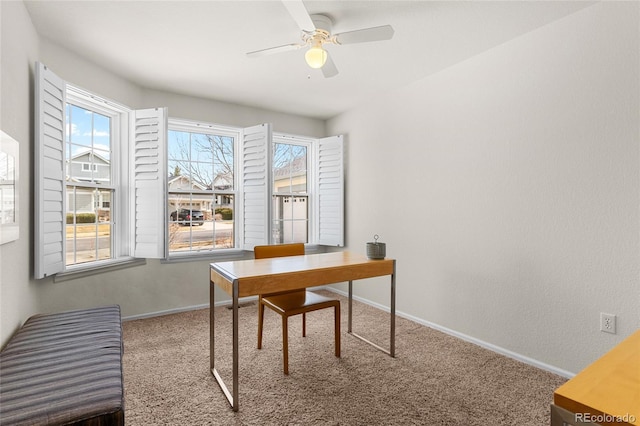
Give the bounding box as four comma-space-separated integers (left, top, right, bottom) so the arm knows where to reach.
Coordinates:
552, 329, 640, 426
210, 255, 395, 297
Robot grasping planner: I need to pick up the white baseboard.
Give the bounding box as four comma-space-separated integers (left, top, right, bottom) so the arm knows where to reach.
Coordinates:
122, 287, 321, 322
122, 304, 211, 321
323, 286, 575, 379
122, 296, 260, 322
122, 285, 574, 379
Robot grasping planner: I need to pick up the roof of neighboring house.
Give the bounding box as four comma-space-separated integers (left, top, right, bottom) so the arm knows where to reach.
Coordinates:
274, 156, 306, 180
167, 174, 207, 191
68, 151, 110, 165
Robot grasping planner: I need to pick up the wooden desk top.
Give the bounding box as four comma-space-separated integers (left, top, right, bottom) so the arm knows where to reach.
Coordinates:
554, 330, 640, 426
210, 251, 395, 297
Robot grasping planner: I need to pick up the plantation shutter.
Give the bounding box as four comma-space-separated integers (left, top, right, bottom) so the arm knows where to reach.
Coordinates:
242, 123, 272, 249
35, 62, 66, 279
132, 108, 167, 258
315, 135, 344, 246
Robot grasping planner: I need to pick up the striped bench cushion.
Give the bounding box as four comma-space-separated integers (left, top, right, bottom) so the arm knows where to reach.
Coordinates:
0, 305, 124, 426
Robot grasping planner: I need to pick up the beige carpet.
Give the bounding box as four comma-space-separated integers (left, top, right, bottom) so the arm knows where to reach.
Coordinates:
122, 291, 566, 425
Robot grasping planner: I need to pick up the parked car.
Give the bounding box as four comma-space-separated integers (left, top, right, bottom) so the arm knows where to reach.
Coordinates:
170, 209, 204, 226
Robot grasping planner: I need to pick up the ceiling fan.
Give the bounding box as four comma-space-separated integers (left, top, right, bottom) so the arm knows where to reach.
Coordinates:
246, 0, 394, 78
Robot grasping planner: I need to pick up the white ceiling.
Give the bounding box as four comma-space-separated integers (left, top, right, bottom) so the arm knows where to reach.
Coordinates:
24, 0, 595, 120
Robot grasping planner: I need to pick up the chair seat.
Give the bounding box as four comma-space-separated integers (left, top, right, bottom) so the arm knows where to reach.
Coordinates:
263, 291, 338, 316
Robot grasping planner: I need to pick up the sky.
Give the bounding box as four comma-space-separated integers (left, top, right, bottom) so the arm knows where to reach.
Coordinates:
66, 103, 111, 160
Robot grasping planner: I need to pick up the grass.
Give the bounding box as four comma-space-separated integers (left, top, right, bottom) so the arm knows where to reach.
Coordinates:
66, 224, 111, 237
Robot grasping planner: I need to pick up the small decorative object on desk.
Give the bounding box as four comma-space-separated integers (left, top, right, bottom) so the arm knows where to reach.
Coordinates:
366, 234, 386, 260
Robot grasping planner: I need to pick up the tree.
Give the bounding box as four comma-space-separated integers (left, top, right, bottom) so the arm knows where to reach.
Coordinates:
168, 132, 234, 189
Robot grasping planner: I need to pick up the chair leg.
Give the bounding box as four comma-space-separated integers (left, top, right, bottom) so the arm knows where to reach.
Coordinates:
334, 304, 341, 358
302, 312, 306, 337
282, 315, 289, 375
257, 299, 264, 349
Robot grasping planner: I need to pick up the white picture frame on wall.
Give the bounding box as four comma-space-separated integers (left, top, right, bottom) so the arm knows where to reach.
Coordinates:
1, 130, 19, 245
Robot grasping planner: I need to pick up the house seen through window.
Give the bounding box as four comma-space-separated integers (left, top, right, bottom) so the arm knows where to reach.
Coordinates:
272, 139, 309, 244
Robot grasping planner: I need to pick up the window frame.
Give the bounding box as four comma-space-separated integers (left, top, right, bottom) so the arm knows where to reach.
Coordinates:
64, 86, 127, 271
166, 118, 241, 259
35, 63, 343, 277
272, 133, 314, 245
162, 126, 343, 260
35, 62, 151, 279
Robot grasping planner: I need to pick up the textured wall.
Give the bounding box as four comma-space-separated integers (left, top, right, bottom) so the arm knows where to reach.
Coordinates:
0, 1, 41, 347
327, 2, 639, 374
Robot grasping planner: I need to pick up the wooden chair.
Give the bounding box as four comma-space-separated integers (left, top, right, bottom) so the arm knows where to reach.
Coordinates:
255, 243, 340, 375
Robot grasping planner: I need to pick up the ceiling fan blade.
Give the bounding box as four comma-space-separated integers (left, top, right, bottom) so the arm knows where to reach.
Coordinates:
334, 25, 394, 45
282, 0, 316, 31
246, 43, 303, 58
322, 55, 339, 78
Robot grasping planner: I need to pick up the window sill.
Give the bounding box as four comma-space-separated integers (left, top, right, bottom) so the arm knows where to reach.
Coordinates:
53, 257, 146, 282
52, 245, 331, 281
162, 244, 327, 264
162, 249, 248, 264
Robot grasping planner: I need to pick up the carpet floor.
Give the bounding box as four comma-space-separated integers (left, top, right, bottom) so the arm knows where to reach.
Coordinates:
122, 291, 566, 425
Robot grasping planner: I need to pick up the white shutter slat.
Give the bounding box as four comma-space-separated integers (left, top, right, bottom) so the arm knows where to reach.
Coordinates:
43, 233, 62, 245
35, 62, 66, 278
315, 135, 344, 246
242, 123, 271, 250
132, 108, 167, 258
43, 200, 62, 211
43, 145, 63, 162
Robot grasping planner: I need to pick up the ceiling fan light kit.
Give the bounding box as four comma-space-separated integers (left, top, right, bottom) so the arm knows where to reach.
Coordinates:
305, 44, 327, 69
247, 0, 394, 78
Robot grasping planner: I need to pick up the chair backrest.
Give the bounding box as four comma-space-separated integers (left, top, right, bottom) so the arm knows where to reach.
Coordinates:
254, 243, 305, 259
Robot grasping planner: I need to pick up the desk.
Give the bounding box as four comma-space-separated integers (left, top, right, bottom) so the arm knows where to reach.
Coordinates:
209, 251, 396, 411
551, 330, 640, 426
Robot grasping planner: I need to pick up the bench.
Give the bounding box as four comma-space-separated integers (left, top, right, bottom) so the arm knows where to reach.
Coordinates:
0, 305, 125, 425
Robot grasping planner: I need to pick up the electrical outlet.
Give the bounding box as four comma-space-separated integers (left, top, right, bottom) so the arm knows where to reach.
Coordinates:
600, 313, 616, 334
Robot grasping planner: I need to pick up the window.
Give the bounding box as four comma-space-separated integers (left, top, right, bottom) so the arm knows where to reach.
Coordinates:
167, 121, 239, 254
165, 125, 344, 256
35, 62, 343, 277
65, 98, 116, 266
0, 145, 16, 225
272, 137, 310, 244
35, 62, 166, 278
240, 128, 343, 250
